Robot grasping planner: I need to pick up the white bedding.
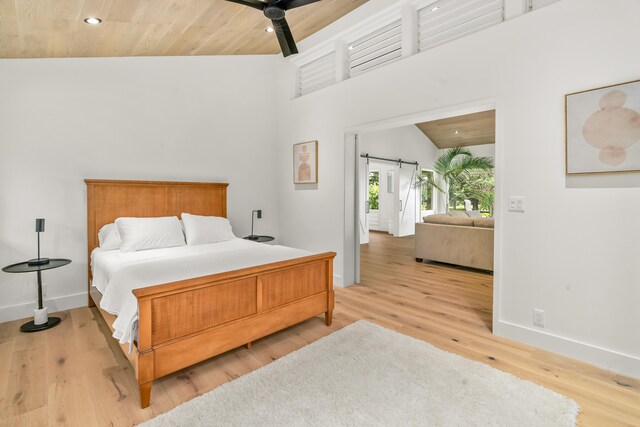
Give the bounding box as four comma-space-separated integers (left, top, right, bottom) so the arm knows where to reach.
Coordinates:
91, 238, 312, 347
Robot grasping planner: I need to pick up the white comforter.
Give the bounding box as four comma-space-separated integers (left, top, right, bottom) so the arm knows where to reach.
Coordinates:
91, 238, 312, 347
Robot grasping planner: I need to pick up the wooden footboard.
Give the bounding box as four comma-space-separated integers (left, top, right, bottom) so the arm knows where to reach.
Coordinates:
132, 252, 335, 408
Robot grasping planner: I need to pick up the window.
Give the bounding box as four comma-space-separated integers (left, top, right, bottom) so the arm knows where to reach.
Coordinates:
421, 170, 434, 211
298, 51, 336, 97
448, 170, 495, 215
418, 0, 504, 52
368, 171, 380, 210
349, 20, 403, 78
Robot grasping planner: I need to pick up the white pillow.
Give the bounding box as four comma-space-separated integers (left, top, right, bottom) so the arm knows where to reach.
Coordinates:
115, 216, 186, 252
98, 223, 121, 251
181, 213, 236, 245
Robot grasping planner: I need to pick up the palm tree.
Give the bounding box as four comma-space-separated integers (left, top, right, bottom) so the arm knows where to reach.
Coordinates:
432, 147, 494, 213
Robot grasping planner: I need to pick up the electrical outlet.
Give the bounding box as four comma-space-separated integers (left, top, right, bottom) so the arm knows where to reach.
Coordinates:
533, 309, 545, 327
508, 196, 525, 212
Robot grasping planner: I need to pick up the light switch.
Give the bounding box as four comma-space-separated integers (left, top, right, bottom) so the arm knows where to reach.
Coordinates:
508, 196, 525, 212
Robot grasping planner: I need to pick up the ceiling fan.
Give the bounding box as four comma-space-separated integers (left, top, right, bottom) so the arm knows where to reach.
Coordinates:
225, 0, 321, 57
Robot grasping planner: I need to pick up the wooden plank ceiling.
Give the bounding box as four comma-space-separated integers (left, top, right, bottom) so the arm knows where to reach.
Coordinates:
0, 0, 368, 58
415, 110, 496, 149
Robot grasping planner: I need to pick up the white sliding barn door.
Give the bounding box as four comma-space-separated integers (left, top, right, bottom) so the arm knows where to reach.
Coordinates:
396, 165, 419, 237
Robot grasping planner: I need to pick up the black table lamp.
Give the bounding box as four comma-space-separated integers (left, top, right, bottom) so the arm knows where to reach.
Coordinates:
248, 210, 262, 240
28, 219, 50, 266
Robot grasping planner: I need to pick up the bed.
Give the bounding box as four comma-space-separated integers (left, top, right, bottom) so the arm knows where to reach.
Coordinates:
85, 180, 336, 408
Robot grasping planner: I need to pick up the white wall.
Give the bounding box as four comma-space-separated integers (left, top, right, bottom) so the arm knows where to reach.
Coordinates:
276, 0, 640, 377
0, 55, 280, 322
361, 125, 440, 233
360, 125, 439, 167
466, 144, 495, 160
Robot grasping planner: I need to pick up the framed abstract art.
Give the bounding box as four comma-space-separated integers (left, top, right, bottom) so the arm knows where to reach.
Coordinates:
293, 141, 318, 184
565, 79, 640, 175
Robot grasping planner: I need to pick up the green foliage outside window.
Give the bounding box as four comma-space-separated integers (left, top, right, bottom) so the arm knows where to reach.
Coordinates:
368, 171, 379, 210
433, 147, 494, 216
421, 170, 434, 211
448, 170, 494, 215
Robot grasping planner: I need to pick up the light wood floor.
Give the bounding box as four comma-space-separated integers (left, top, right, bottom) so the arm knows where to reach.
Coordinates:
1, 232, 638, 426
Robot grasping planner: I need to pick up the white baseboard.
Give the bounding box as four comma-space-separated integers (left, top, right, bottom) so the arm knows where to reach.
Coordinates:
0, 292, 87, 323
495, 320, 640, 379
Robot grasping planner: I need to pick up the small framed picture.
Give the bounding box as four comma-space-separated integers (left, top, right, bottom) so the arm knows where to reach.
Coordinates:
293, 141, 318, 184
565, 79, 640, 175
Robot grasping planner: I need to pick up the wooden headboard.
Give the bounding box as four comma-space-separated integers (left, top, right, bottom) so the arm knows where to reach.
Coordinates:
85, 179, 229, 286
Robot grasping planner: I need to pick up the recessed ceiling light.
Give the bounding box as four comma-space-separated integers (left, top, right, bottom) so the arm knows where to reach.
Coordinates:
84, 17, 102, 25
432, 6, 439, 11
265, 26, 274, 33
454, 130, 460, 134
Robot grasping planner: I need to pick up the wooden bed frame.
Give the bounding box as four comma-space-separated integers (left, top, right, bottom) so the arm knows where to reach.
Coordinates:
85, 180, 335, 408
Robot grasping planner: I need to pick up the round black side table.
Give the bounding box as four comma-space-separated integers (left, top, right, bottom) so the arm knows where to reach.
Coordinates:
243, 235, 275, 243
2, 258, 71, 332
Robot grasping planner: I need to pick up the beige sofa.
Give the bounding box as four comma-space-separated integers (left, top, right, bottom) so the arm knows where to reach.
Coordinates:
415, 212, 494, 271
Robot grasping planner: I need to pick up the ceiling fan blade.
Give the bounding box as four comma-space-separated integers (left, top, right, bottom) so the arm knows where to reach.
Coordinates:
224, 0, 266, 11
282, 0, 322, 10
272, 18, 298, 57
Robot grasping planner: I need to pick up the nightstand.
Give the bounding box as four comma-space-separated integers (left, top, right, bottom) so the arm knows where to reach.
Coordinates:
2, 258, 71, 332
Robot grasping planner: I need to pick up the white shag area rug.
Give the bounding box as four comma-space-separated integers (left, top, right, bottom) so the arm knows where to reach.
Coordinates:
140, 321, 579, 427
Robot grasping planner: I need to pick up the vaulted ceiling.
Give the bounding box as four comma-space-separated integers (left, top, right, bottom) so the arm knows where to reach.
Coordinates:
0, 0, 368, 58
416, 110, 496, 149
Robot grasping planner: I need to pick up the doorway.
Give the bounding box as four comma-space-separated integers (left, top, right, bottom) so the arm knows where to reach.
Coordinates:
346, 100, 502, 332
